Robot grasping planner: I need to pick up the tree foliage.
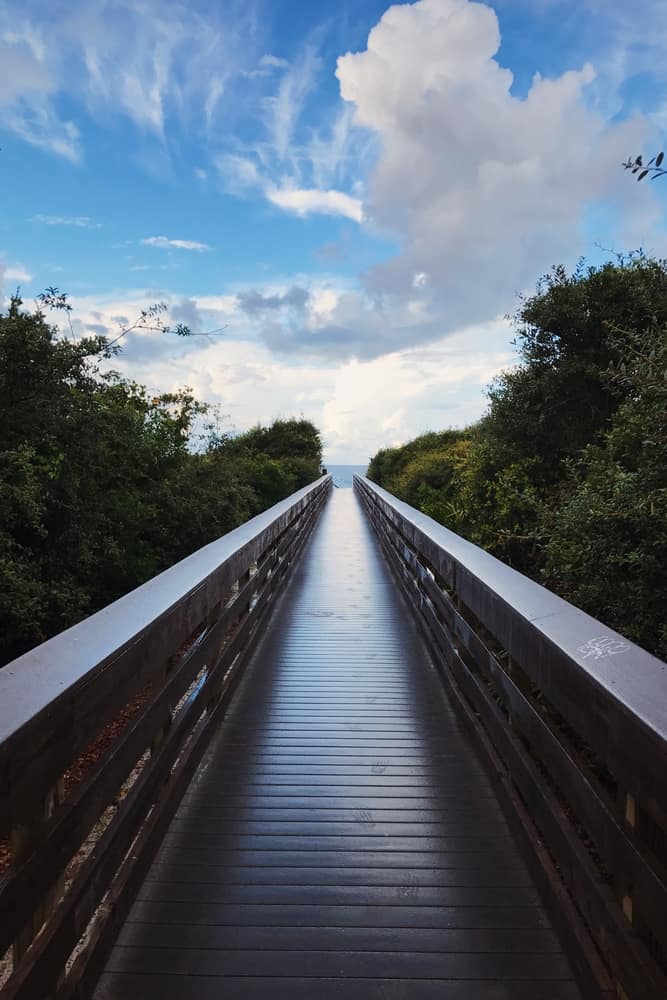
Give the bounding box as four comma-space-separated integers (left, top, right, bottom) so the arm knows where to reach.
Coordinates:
367, 255, 667, 659
0, 295, 322, 666
541, 325, 667, 656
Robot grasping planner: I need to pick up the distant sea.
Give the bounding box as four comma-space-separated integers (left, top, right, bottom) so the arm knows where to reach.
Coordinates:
325, 464, 368, 488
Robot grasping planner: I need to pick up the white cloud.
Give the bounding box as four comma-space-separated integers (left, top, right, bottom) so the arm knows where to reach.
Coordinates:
0, 260, 33, 299
129, 264, 175, 272
332, 0, 652, 346
267, 187, 363, 222
214, 40, 366, 222
141, 236, 212, 251
5, 266, 32, 282
0, 0, 259, 160
215, 153, 263, 194
260, 54, 288, 70
0, 24, 83, 159
2, 4, 363, 222
31, 214, 100, 227
56, 284, 514, 461
319, 321, 514, 460
4, 106, 81, 162
308, 105, 358, 191
7, 0, 667, 459
215, 153, 364, 223
266, 43, 321, 162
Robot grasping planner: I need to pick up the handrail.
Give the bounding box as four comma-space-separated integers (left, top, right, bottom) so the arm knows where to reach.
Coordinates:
355, 474, 667, 1000
0, 475, 331, 999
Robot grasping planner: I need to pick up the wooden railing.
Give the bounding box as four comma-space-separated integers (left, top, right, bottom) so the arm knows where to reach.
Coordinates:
355, 475, 667, 1000
0, 475, 331, 999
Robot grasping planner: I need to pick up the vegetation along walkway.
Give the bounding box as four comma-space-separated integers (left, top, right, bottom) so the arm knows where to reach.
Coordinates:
94, 489, 582, 1000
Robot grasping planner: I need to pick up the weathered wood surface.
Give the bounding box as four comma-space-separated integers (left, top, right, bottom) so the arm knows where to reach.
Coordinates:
94, 489, 582, 1000
355, 474, 667, 1000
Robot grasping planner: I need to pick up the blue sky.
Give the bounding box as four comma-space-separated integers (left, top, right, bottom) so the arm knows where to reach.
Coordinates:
2, 0, 667, 461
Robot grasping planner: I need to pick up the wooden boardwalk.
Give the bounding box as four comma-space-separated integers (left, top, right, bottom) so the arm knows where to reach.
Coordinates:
94, 489, 582, 1000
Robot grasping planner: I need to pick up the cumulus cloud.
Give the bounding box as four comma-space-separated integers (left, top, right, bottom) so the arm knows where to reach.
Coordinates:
59, 286, 514, 461
255, 286, 448, 361
330, 0, 650, 348
141, 236, 211, 251
319, 321, 514, 460
186, 0, 663, 365
5, 0, 666, 459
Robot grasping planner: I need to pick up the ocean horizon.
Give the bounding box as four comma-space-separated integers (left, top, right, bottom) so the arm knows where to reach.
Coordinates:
324, 464, 368, 488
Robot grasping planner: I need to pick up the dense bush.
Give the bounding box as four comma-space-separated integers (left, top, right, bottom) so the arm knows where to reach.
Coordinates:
0, 296, 322, 666
542, 326, 667, 656
367, 256, 667, 659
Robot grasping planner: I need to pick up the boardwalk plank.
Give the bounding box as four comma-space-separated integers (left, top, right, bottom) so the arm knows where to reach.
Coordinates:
127, 900, 554, 929
116, 923, 560, 952
96, 973, 583, 1000
144, 864, 531, 887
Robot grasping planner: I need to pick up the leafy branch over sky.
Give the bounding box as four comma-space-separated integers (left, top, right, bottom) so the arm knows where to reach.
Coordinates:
36, 287, 227, 352
622, 151, 667, 181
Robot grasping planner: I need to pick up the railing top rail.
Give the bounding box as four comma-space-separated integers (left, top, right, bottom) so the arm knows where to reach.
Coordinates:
0, 475, 331, 751
355, 475, 667, 745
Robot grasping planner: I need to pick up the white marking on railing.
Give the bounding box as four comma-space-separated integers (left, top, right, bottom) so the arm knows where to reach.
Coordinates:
577, 636, 630, 660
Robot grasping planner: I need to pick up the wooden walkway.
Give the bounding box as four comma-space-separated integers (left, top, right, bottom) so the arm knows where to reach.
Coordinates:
94, 489, 583, 1000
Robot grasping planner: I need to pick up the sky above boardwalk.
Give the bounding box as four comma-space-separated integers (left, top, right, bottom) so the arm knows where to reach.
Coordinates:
2, 0, 667, 460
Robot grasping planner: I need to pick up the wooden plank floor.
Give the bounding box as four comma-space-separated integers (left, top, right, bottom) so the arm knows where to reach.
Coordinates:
94, 488, 583, 1000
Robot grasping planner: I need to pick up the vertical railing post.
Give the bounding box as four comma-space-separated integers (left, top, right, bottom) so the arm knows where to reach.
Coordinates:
151, 653, 177, 758
10, 777, 65, 964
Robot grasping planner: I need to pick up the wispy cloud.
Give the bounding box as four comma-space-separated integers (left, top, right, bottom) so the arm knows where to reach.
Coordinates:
215, 153, 263, 194
3, 2, 364, 223
130, 263, 176, 271
260, 54, 288, 70
31, 214, 101, 227
0, 22, 82, 160
213, 31, 367, 223
216, 151, 363, 222
267, 187, 362, 222
244, 54, 289, 80
141, 236, 212, 251
265, 43, 321, 162
0, 0, 260, 161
